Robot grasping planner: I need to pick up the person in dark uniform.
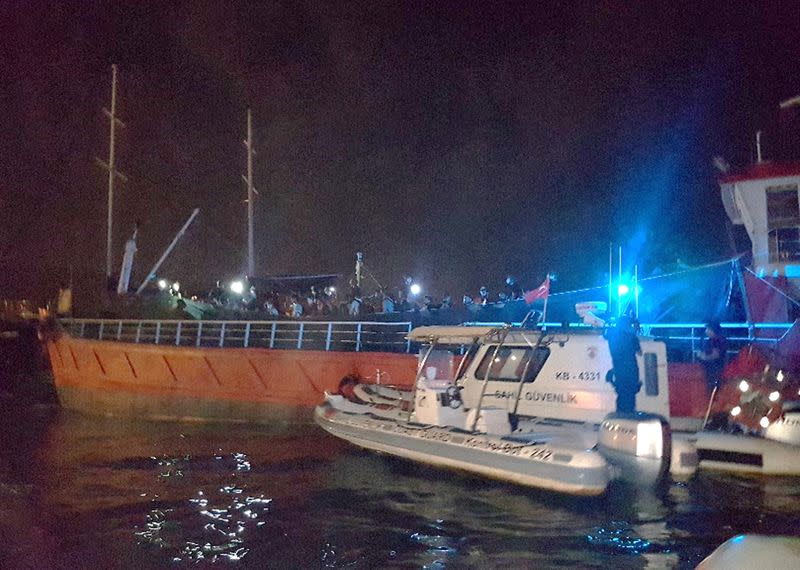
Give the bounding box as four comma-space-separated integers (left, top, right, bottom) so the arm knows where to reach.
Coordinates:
606, 314, 642, 413
696, 321, 727, 392
505, 276, 523, 300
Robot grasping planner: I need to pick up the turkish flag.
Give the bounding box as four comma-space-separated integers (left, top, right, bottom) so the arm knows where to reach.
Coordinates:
523, 276, 550, 304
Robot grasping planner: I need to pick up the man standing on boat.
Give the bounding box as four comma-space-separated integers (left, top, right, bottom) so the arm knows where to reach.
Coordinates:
607, 315, 642, 413
696, 321, 727, 393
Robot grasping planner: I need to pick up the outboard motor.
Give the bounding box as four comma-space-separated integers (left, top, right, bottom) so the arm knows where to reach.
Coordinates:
598, 412, 674, 485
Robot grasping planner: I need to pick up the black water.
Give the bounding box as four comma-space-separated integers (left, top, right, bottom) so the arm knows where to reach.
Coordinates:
1, 400, 799, 570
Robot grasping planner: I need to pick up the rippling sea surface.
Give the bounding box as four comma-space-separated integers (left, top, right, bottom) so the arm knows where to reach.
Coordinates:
1, 402, 799, 569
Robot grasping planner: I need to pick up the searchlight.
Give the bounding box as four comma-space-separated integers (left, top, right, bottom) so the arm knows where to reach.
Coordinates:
230, 280, 245, 295
410, 283, 422, 296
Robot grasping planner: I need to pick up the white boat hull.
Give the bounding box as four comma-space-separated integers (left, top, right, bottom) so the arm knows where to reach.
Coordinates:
314, 401, 611, 496
694, 431, 800, 475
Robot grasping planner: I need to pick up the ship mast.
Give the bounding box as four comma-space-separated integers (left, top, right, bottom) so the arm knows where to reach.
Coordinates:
244, 108, 255, 277
97, 64, 127, 279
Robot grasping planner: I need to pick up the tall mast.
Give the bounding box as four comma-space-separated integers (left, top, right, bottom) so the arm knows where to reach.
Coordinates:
98, 64, 126, 279
245, 108, 255, 277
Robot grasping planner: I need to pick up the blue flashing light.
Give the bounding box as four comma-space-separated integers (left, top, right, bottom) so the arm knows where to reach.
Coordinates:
617, 284, 630, 297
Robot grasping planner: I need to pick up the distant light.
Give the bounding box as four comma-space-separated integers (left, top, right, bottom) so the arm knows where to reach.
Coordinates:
328, 286, 336, 294
172, 282, 180, 292
157, 279, 168, 290
759, 416, 770, 429
230, 280, 244, 295
769, 391, 780, 402
738, 380, 750, 393
776, 370, 784, 382
617, 284, 630, 297
730, 406, 741, 417
410, 283, 421, 296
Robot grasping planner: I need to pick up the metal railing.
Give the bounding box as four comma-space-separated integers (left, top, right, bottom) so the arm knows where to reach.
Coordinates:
61, 318, 415, 353
61, 318, 796, 360
464, 321, 795, 362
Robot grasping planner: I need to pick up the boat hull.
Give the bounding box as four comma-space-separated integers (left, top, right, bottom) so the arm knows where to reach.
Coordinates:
694, 431, 800, 475
314, 402, 610, 496
46, 334, 416, 423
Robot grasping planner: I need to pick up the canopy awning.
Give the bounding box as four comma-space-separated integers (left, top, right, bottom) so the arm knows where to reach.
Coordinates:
407, 325, 500, 343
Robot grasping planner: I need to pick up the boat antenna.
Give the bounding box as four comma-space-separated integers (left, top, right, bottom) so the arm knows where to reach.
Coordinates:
95, 64, 128, 280
756, 130, 764, 163
355, 252, 364, 287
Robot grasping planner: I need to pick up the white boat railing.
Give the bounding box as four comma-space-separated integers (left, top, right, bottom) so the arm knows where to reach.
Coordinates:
61, 318, 415, 353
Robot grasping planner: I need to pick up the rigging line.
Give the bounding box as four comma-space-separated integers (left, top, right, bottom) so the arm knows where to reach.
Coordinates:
743, 267, 800, 307
548, 255, 745, 298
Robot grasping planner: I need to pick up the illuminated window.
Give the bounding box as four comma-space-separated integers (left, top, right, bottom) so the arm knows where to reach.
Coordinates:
769, 227, 800, 263
766, 185, 800, 229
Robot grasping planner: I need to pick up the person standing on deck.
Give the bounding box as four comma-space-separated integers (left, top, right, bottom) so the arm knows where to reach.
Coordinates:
606, 315, 642, 413
696, 321, 727, 392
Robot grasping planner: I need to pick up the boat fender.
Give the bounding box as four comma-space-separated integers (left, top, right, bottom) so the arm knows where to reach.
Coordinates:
337, 375, 360, 401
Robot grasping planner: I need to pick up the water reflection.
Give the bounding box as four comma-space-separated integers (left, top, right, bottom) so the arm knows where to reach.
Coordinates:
0, 403, 799, 568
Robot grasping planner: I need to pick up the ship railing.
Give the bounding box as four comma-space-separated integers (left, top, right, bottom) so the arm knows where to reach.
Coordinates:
60, 319, 415, 353
463, 321, 795, 362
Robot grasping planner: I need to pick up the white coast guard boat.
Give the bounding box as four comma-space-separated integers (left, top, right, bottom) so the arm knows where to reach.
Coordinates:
315, 325, 694, 496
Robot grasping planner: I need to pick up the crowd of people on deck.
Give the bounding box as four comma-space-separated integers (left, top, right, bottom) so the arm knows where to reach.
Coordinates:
186, 275, 533, 320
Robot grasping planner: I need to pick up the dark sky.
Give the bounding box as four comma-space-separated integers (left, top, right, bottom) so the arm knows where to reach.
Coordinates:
2, 1, 799, 305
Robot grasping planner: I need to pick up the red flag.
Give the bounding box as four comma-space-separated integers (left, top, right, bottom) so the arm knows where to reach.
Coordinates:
523, 276, 550, 304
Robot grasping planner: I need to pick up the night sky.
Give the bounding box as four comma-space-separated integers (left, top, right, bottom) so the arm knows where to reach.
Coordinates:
2, 1, 799, 307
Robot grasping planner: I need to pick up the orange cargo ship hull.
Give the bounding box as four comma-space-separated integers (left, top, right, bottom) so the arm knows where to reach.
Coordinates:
47, 334, 417, 423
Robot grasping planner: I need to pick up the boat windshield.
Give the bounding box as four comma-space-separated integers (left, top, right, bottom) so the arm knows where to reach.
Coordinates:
474, 345, 550, 382
418, 348, 459, 382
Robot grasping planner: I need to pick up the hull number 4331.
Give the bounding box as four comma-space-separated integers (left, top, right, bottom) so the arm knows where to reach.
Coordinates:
555, 371, 601, 381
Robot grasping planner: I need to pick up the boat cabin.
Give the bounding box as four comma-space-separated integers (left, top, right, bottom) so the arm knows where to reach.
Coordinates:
408, 326, 670, 425
720, 161, 800, 280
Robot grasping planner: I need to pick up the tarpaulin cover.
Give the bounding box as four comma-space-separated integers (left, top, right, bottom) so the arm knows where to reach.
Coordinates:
542, 260, 745, 324
247, 274, 340, 294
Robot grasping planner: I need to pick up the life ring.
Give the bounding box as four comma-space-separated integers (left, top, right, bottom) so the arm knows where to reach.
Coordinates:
336, 374, 360, 400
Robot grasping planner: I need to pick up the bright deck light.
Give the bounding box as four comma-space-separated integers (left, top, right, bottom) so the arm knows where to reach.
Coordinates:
230, 280, 245, 295
759, 416, 770, 429
776, 370, 784, 382
409, 283, 421, 296
730, 406, 741, 417
738, 380, 750, 393
157, 279, 168, 290
172, 282, 180, 292
769, 391, 780, 402
617, 284, 630, 296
